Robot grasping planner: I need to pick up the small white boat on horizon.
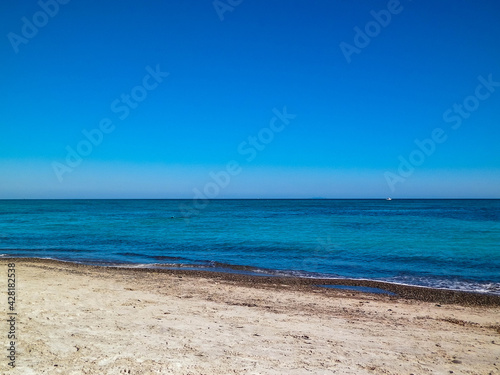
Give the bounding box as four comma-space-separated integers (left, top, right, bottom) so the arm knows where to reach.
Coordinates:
386, 197, 392, 201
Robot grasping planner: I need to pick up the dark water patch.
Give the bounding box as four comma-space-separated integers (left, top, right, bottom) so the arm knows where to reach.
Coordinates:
115, 252, 198, 263
150, 255, 192, 262
0, 248, 97, 254
60, 248, 98, 254
115, 252, 150, 258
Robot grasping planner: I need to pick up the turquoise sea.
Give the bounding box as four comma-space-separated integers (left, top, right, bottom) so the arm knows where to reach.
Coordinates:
1, 199, 499, 295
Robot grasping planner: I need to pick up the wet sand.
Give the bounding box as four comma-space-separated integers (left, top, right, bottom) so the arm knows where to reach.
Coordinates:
1, 258, 499, 374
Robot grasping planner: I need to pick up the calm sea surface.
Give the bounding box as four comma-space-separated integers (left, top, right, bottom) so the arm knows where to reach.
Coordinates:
1, 199, 499, 294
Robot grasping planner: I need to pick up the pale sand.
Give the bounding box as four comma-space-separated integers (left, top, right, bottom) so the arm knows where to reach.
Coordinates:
1, 260, 499, 375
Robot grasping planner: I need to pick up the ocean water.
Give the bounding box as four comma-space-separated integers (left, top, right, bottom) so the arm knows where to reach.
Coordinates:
1, 199, 499, 295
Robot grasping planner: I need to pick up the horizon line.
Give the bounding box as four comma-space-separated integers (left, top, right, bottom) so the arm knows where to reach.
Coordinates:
1, 197, 499, 201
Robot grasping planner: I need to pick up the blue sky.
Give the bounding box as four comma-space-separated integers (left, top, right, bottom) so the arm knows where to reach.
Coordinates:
0, 0, 499, 198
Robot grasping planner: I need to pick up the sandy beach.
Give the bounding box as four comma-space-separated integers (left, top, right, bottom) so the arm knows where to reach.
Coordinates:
1, 259, 499, 374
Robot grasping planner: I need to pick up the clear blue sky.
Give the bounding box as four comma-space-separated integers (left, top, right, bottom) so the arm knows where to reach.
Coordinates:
1, 0, 499, 199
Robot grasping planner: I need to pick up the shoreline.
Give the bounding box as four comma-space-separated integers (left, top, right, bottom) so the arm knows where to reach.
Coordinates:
5, 257, 500, 306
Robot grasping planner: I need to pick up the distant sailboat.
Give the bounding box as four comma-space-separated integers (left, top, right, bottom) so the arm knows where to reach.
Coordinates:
386, 197, 392, 201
